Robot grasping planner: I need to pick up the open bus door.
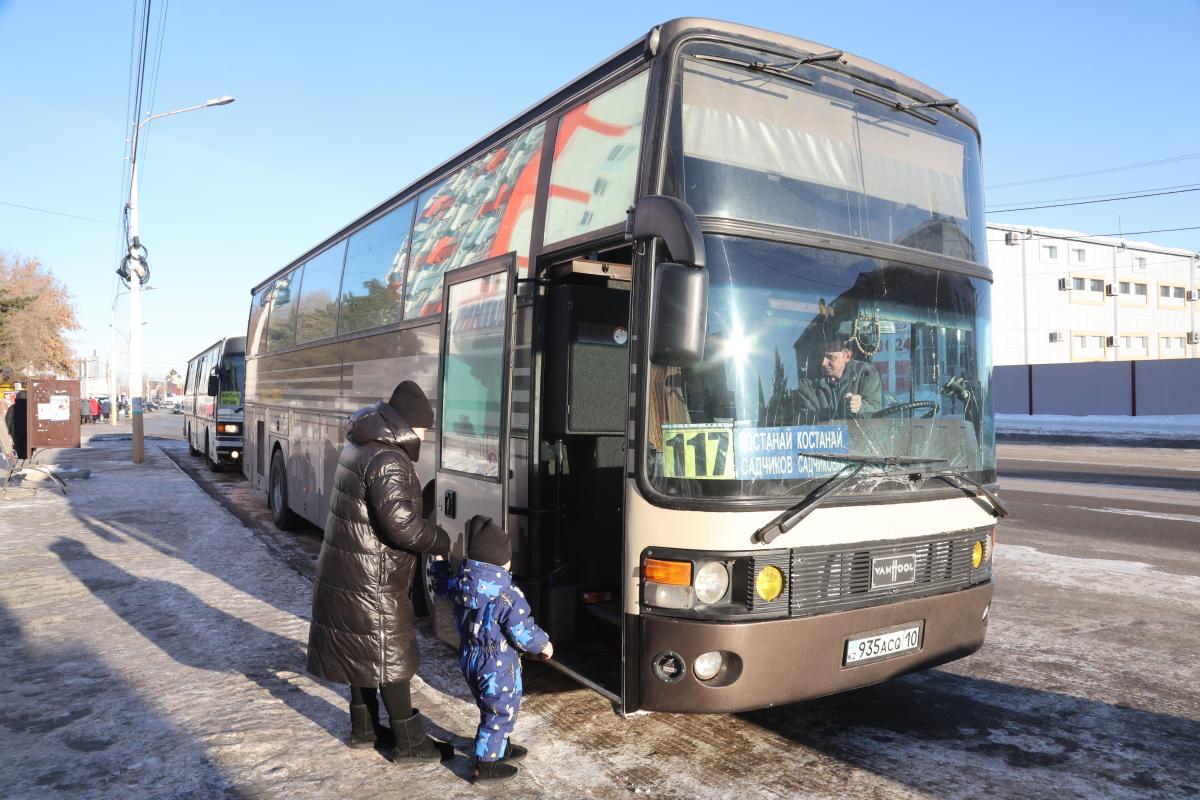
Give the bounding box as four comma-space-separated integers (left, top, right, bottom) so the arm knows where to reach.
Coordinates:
430, 255, 516, 644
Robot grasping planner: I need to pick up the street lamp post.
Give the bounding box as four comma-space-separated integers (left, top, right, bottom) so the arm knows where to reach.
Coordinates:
109, 287, 154, 425
125, 95, 233, 463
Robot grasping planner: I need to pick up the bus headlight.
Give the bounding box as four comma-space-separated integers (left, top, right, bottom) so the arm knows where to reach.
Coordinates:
219, 423, 240, 434
971, 540, 984, 569
694, 561, 730, 605
755, 566, 784, 602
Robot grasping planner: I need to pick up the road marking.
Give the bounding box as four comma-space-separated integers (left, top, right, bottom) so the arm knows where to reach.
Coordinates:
1063, 505, 1200, 524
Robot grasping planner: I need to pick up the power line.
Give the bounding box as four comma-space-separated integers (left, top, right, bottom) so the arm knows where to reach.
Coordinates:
985, 226, 1200, 246
0, 200, 117, 226
986, 152, 1200, 190
987, 185, 1200, 214
987, 182, 1200, 209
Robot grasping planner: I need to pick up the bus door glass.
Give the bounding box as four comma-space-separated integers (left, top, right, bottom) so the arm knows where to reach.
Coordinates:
433, 256, 516, 629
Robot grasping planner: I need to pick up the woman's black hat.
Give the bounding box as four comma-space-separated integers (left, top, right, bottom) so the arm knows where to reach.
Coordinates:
388, 380, 434, 428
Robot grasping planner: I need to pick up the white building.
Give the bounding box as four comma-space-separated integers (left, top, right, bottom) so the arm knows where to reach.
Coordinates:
987, 223, 1200, 366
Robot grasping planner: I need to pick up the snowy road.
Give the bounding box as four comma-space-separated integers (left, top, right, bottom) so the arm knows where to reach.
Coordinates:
155, 440, 1200, 799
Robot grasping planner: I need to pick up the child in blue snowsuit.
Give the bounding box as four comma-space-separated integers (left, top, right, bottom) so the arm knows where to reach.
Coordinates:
430, 515, 552, 784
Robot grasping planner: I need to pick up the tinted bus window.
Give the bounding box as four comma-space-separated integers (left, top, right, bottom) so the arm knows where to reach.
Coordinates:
543, 71, 648, 245
339, 200, 416, 335
404, 123, 545, 319
266, 267, 301, 351
296, 242, 347, 344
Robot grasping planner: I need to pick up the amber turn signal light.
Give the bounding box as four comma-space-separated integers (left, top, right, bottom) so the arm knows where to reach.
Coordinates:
645, 558, 692, 586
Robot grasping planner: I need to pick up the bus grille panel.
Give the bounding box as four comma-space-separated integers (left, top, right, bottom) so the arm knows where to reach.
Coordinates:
789, 530, 989, 617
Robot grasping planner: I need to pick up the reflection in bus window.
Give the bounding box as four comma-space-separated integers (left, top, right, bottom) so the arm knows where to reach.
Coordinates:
440, 273, 508, 478
295, 242, 347, 344
247, 286, 271, 357
265, 268, 301, 352
339, 201, 416, 335
404, 124, 545, 319
544, 71, 649, 245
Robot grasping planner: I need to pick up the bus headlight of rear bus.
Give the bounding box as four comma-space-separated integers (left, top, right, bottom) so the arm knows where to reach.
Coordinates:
218, 423, 240, 435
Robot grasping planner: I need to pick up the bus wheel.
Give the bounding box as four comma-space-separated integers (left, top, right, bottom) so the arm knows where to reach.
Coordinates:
188, 425, 200, 456
269, 449, 299, 531
206, 433, 223, 473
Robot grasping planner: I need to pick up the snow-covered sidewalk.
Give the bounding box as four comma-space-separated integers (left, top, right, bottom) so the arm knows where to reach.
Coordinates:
997, 414, 1200, 447
0, 440, 616, 798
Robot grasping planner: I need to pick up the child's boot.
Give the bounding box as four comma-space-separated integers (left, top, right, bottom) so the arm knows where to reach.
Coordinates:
500, 741, 527, 763
392, 709, 453, 763
473, 758, 519, 784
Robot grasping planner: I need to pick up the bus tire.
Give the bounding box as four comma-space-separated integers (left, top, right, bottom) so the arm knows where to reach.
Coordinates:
188, 425, 200, 456
269, 449, 299, 531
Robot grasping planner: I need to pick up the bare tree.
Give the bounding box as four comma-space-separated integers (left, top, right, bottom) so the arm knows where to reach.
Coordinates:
0, 253, 81, 380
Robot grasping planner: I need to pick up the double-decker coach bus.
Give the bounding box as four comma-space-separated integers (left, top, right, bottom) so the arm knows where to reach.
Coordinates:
183, 336, 246, 472
244, 18, 1003, 714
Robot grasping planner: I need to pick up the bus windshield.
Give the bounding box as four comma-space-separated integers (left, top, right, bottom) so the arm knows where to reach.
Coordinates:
646, 235, 995, 500
219, 353, 245, 408
667, 41, 986, 263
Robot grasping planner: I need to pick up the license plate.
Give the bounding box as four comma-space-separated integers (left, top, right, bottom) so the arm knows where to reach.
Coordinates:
844, 623, 922, 666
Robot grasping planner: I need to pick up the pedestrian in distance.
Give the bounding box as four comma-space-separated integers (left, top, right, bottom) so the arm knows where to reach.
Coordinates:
89, 397, 100, 424
306, 380, 453, 764
430, 515, 553, 785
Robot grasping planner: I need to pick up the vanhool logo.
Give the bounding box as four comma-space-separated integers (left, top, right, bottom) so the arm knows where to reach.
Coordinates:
871, 554, 917, 588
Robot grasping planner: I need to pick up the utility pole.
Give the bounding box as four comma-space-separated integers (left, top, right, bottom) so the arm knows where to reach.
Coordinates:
122, 95, 234, 463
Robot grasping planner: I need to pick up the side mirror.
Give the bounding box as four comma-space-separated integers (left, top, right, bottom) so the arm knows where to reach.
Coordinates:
628, 196, 709, 367
206, 371, 219, 397
650, 263, 708, 367
627, 195, 705, 268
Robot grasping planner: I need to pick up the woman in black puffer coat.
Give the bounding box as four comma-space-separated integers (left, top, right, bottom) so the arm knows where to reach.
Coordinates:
307, 380, 452, 762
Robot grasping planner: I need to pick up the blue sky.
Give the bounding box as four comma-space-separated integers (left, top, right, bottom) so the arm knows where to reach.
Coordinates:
2, 1, 1198, 380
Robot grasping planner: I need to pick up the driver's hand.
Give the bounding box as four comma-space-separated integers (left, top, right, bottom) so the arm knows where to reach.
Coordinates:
845, 393, 863, 414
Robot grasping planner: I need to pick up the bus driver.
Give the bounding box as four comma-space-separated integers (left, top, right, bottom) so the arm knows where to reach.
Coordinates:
795, 338, 883, 420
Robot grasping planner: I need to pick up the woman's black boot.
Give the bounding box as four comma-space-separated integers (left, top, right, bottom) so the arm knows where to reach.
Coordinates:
349, 703, 394, 749
473, 758, 519, 784
393, 709, 453, 764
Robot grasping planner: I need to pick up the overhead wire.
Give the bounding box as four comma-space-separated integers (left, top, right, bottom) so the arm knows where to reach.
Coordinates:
986, 152, 1200, 189
987, 185, 1200, 214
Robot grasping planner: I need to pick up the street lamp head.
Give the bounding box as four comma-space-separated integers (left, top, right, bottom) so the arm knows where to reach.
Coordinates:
205, 96, 235, 107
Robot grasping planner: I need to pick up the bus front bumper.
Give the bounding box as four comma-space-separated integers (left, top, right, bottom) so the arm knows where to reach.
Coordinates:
634, 581, 992, 713
215, 437, 244, 466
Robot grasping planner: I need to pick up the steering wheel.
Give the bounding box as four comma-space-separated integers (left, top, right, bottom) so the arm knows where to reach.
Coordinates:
874, 400, 940, 419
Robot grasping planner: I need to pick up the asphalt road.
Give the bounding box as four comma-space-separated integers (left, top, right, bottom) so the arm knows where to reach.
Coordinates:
162, 435, 1200, 800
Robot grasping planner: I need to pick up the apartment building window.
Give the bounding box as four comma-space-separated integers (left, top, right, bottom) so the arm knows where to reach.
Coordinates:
1173, 286, 1186, 299
1072, 248, 1086, 262
1072, 277, 1085, 290
1089, 279, 1104, 292
1134, 256, 1147, 270
1160, 285, 1171, 298
1043, 245, 1058, 260
1134, 283, 1147, 296
1121, 335, 1148, 352
1119, 281, 1130, 294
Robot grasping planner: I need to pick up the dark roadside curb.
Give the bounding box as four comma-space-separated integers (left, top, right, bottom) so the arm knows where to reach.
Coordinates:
997, 432, 1200, 449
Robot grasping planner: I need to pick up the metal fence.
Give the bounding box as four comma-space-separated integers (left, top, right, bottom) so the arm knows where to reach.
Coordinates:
995, 358, 1200, 415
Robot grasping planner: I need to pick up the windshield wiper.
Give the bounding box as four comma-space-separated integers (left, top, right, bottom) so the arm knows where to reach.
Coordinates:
753, 453, 948, 544
920, 469, 1009, 519
692, 54, 814, 88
